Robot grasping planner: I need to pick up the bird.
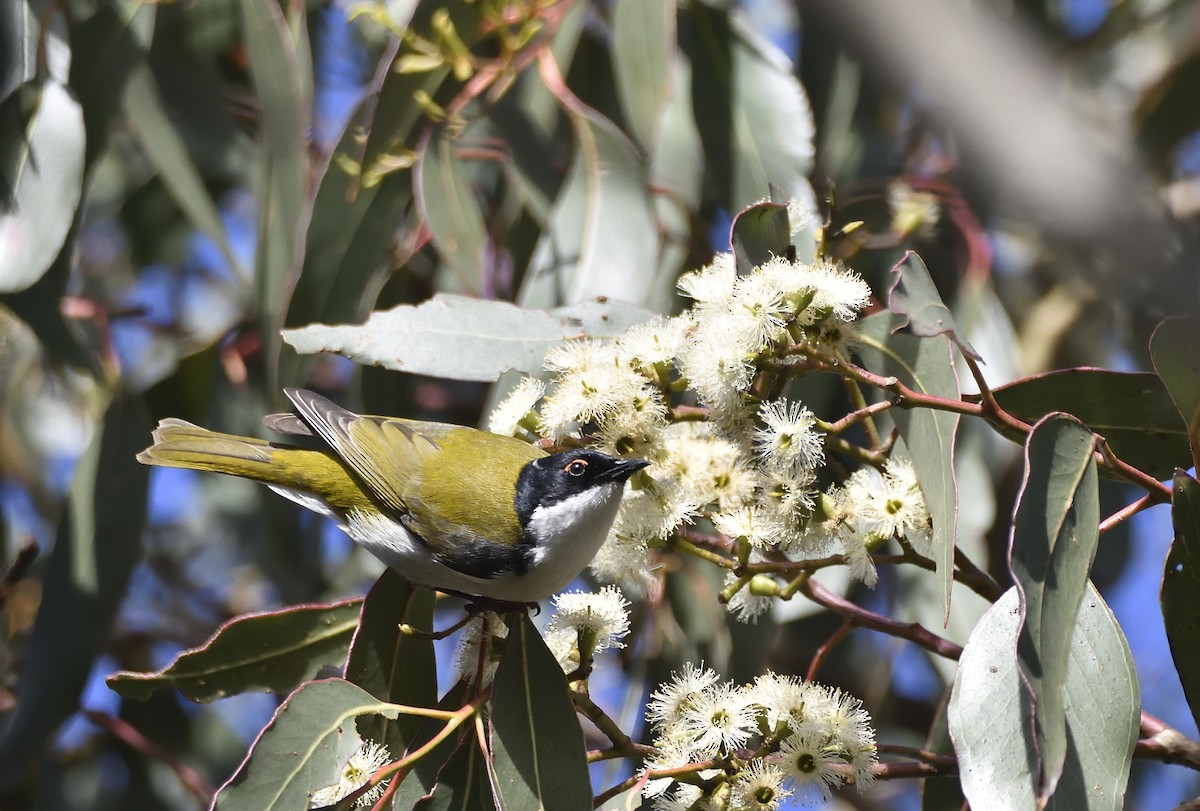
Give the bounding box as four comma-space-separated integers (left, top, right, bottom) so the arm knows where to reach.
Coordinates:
137, 388, 648, 603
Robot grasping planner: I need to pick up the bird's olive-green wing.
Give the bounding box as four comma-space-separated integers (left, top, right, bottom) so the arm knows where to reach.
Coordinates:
284, 388, 543, 560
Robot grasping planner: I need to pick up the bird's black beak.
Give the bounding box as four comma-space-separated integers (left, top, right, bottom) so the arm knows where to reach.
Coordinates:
602, 459, 650, 483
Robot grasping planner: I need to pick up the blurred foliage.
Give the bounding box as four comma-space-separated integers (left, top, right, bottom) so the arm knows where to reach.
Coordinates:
0, 0, 1197, 808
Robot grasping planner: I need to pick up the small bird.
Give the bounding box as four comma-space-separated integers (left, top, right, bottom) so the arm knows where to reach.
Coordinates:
137, 388, 647, 602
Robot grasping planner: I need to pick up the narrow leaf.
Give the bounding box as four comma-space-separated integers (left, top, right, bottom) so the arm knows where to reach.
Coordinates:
107, 600, 362, 703
0, 79, 84, 293
345, 571, 437, 754
889, 252, 981, 360
0, 396, 149, 779
855, 311, 961, 620
212, 678, 398, 811
489, 615, 591, 811
1009, 414, 1099, 801
416, 128, 490, 286
611, 0, 674, 151
282, 293, 654, 383
987, 369, 1191, 479
1164, 472, 1200, 731
1150, 314, 1200, 468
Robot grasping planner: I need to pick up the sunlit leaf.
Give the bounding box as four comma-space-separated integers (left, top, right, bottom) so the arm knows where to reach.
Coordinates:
1009, 414, 1099, 801
0, 80, 84, 293
987, 369, 1190, 480
211, 678, 399, 811
889, 252, 980, 360
108, 600, 362, 703
730, 200, 790, 273
282, 293, 654, 382
489, 614, 591, 811
416, 127, 490, 287
612, 0, 673, 151
1164, 472, 1200, 731
855, 311, 960, 620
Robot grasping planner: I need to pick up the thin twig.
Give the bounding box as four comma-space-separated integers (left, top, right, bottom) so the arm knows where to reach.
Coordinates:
84, 710, 215, 804
807, 621, 854, 682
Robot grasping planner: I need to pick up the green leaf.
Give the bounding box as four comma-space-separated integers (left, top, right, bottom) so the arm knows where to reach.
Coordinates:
1151, 314, 1200, 466
212, 678, 399, 811
612, 0, 674, 151
0, 395, 149, 781
1009, 414, 1099, 801
889, 252, 980, 360
855, 311, 961, 621
282, 293, 654, 383
345, 571, 437, 754
0, 79, 84, 293
730, 200, 790, 273
987, 369, 1191, 480
519, 108, 659, 308
412, 722, 496, 811
489, 615, 591, 811
238, 0, 309, 373
950, 584, 1138, 811
1164, 472, 1200, 731
107, 599, 362, 703
416, 127, 490, 287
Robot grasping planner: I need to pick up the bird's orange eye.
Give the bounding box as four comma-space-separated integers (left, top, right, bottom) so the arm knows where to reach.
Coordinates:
564, 459, 588, 476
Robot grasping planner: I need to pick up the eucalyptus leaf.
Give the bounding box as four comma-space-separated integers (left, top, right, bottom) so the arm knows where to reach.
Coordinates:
1009, 414, 1099, 802
889, 252, 981, 360
0, 79, 84, 293
1150, 313, 1200, 459
986, 369, 1190, 479
345, 570, 437, 754
416, 127, 490, 288
1164, 472, 1200, 731
0, 396, 149, 783
107, 599, 362, 703
283, 293, 654, 383
855, 310, 960, 621
612, 0, 674, 151
950, 584, 1137, 810
489, 614, 592, 811
212, 678, 399, 811
730, 200, 790, 273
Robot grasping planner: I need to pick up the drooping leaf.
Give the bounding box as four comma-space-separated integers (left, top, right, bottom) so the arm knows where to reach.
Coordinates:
107, 599, 362, 703
1150, 313, 1200, 467
282, 293, 654, 382
416, 127, 490, 287
1009, 414, 1099, 801
489, 614, 591, 811
413, 720, 496, 811
345, 571, 437, 754
519, 106, 659, 308
611, 0, 674, 151
0, 79, 84, 293
949, 584, 1138, 811
889, 251, 981, 360
1164, 472, 1200, 731
0, 395, 149, 781
730, 200, 790, 273
211, 678, 399, 811
987, 369, 1191, 480
855, 311, 961, 620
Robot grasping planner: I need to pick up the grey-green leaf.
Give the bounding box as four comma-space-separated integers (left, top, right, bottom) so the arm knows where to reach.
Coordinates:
282, 293, 654, 382
889, 252, 981, 360
107, 599, 362, 703
212, 678, 399, 811
612, 0, 674, 151
489, 614, 591, 811
949, 585, 1138, 810
855, 310, 961, 621
1164, 472, 1200, 731
0, 79, 84, 293
1151, 313, 1200, 466
1009, 414, 1099, 801
730, 200, 790, 273
416, 127, 490, 288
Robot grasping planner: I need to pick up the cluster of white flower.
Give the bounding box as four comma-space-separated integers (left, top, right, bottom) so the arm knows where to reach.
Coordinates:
309, 740, 391, 809
452, 611, 509, 686
486, 250, 932, 615
642, 666, 877, 809
544, 586, 631, 674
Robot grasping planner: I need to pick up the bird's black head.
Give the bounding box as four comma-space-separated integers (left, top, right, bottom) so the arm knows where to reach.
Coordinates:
514, 449, 648, 527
